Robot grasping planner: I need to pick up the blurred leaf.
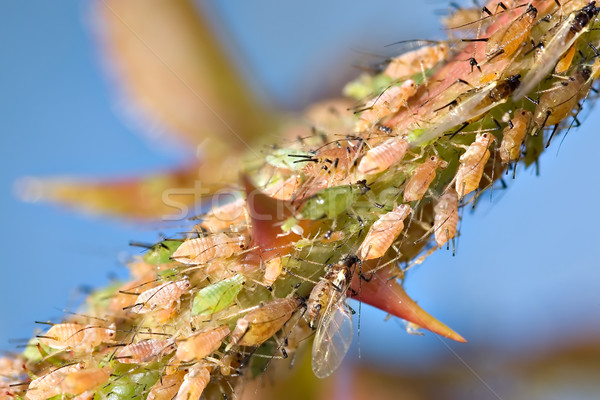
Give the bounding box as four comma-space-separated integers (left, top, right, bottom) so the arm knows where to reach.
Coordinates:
16, 161, 237, 219
96, 0, 275, 150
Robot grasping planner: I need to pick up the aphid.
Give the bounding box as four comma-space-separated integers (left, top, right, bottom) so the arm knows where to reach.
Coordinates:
403, 155, 448, 202
455, 132, 494, 198
130, 278, 191, 314
413, 74, 520, 145
191, 274, 245, 316
174, 364, 210, 400
358, 204, 411, 260
306, 255, 359, 379
356, 80, 417, 131
26, 363, 85, 400
38, 322, 116, 351
298, 143, 361, 199
115, 339, 176, 364
171, 233, 247, 265
229, 297, 301, 347
433, 188, 459, 248
263, 257, 283, 287
514, 2, 600, 99
147, 371, 186, 400
500, 108, 531, 163
58, 367, 111, 396
357, 136, 409, 175
175, 325, 230, 362
384, 43, 448, 79
532, 64, 596, 131
485, 5, 537, 62
198, 198, 248, 232
263, 175, 301, 200
555, 43, 577, 73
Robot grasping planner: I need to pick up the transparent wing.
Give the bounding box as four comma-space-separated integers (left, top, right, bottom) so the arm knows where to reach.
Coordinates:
311, 302, 354, 379
513, 15, 577, 99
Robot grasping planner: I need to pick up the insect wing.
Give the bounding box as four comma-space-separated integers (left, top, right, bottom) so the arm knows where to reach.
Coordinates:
514, 13, 584, 99
311, 301, 354, 379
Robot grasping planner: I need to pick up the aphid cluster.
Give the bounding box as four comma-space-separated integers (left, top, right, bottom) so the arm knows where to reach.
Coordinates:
10, 1, 600, 399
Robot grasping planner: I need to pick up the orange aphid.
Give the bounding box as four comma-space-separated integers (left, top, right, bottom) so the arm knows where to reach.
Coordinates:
299, 143, 361, 199
555, 44, 577, 73
263, 257, 283, 286
38, 323, 115, 351
174, 364, 211, 400
500, 108, 531, 163
230, 297, 301, 347
147, 371, 186, 400
58, 367, 111, 395
384, 44, 448, 79
26, 363, 85, 400
175, 325, 230, 362
131, 278, 191, 314
115, 339, 176, 364
358, 204, 411, 260
403, 155, 447, 202
263, 175, 301, 200
199, 198, 248, 232
319, 230, 345, 243
171, 233, 247, 265
486, 5, 537, 62
358, 136, 409, 175
357, 80, 417, 131
455, 132, 494, 198
433, 188, 459, 248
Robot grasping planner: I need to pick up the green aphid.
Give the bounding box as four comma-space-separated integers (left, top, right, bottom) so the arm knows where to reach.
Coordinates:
143, 240, 181, 265
192, 274, 246, 316
22, 338, 44, 363
102, 369, 159, 400
265, 148, 310, 171
343, 73, 393, 100
281, 217, 299, 233
300, 185, 359, 220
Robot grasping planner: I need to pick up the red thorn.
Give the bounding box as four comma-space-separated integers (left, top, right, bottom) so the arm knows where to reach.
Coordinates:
242, 175, 297, 264
351, 266, 466, 343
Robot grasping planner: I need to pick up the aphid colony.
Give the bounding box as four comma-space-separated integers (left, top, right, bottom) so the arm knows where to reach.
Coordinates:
9, 1, 600, 399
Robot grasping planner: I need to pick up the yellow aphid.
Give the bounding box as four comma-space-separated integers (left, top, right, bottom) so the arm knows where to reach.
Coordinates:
174, 364, 211, 400
486, 5, 537, 62
175, 325, 230, 362
147, 371, 186, 400
115, 339, 176, 364
357, 80, 417, 131
433, 188, 459, 248
358, 136, 409, 175
358, 204, 411, 260
230, 297, 301, 347
403, 155, 447, 202
58, 367, 111, 396
26, 363, 84, 400
500, 109, 531, 163
384, 43, 448, 79
38, 323, 115, 351
455, 132, 494, 198
131, 278, 191, 314
199, 198, 248, 232
171, 233, 247, 265
263, 257, 283, 286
